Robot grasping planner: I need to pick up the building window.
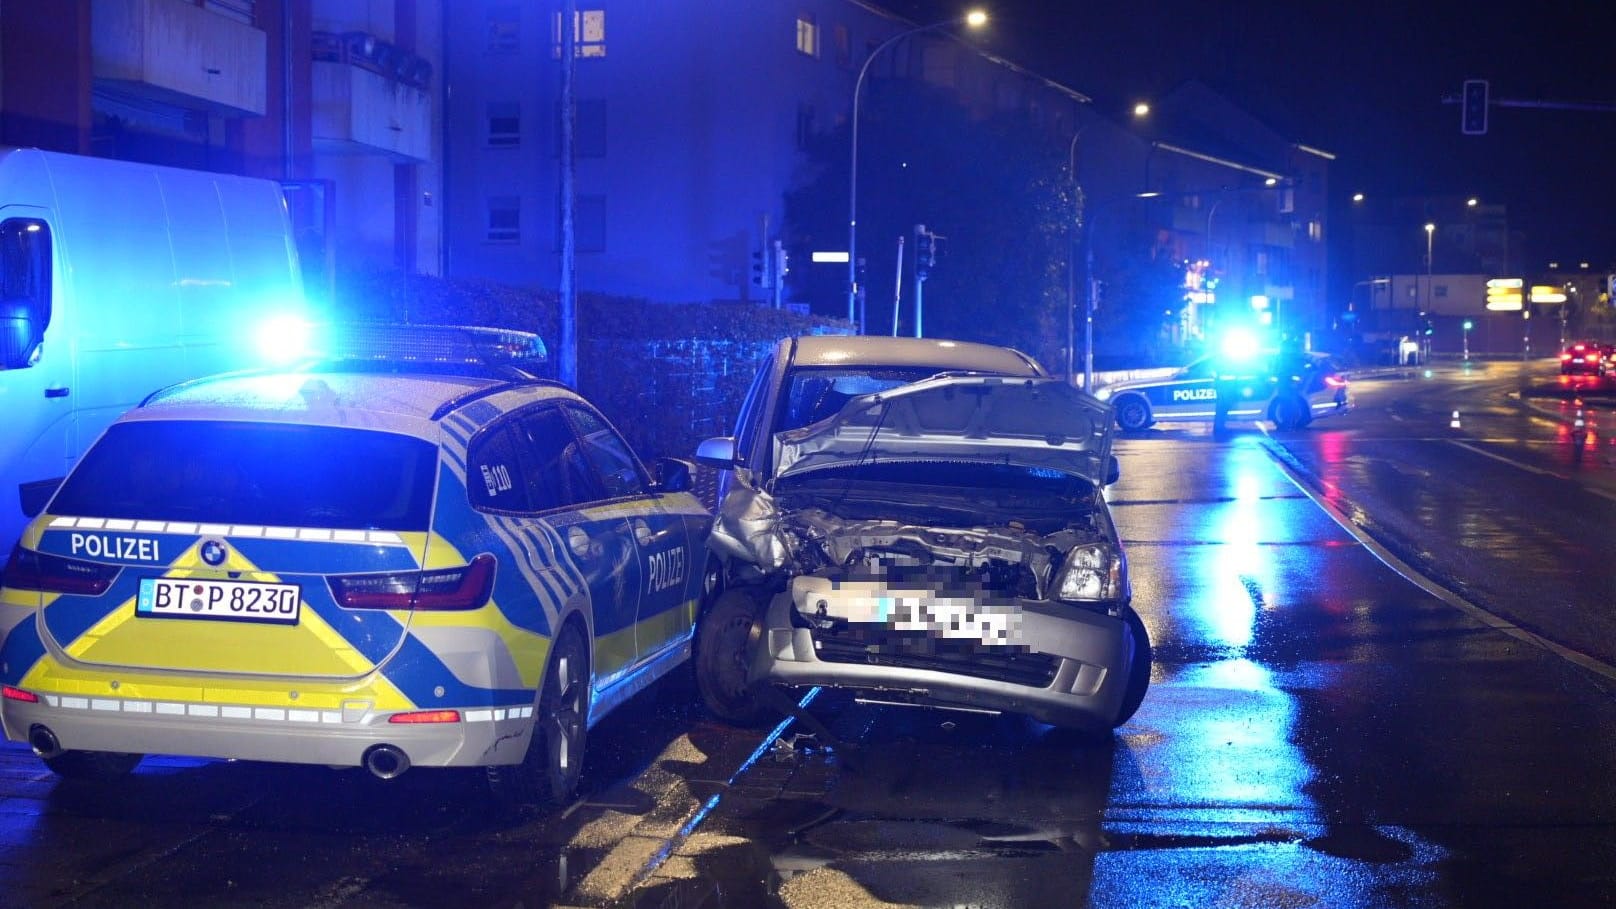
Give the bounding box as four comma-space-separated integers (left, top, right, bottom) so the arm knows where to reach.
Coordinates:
796, 14, 818, 57
833, 24, 850, 67
487, 102, 520, 147
1307, 219, 1322, 242
487, 5, 519, 53
487, 196, 520, 243
796, 102, 815, 151
554, 99, 607, 158
552, 10, 605, 58
558, 195, 606, 252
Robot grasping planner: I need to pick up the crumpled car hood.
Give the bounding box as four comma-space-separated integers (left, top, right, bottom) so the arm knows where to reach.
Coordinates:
773, 374, 1114, 485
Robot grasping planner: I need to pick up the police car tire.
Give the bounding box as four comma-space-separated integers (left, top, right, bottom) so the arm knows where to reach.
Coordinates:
43, 749, 142, 781
1112, 607, 1152, 728
695, 588, 772, 726
489, 622, 590, 808
1271, 395, 1311, 431
1113, 395, 1153, 432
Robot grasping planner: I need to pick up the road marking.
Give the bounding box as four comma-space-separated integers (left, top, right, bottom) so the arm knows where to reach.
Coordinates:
1448, 440, 1568, 479
1263, 440, 1616, 684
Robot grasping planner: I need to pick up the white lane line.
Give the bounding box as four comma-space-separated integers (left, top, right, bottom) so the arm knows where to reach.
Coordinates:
1448, 440, 1567, 479
1263, 441, 1616, 684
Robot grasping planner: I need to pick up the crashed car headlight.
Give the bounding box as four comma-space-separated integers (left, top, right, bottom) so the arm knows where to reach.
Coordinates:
1053, 543, 1125, 603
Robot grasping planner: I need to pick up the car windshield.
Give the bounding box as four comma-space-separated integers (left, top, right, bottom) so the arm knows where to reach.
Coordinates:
777, 366, 958, 433
49, 421, 438, 530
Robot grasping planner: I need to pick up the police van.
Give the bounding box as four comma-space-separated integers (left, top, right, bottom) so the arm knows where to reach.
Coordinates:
0, 327, 710, 807
1096, 350, 1351, 432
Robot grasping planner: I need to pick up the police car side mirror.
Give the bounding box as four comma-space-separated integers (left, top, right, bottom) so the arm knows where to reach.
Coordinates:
18, 477, 60, 518
651, 457, 694, 493
1105, 456, 1120, 487
693, 436, 738, 470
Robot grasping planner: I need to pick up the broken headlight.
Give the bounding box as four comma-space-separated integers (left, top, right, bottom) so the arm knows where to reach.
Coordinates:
1053, 542, 1125, 603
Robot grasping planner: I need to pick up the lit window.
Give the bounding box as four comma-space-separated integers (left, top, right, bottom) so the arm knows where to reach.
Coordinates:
487, 5, 519, 53
1307, 219, 1322, 241
796, 14, 818, 57
552, 10, 605, 58
487, 102, 520, 148
487, 196, 520, 243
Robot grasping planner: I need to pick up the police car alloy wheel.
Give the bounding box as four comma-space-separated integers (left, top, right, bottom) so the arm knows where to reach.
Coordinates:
1114, 394, 1152, 432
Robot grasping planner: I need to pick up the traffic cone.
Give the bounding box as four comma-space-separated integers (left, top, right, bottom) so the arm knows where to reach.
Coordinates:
1449, 410, 1461, 429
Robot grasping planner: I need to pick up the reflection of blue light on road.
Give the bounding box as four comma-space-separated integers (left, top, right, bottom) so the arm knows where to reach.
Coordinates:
1191, 465, 1274, 651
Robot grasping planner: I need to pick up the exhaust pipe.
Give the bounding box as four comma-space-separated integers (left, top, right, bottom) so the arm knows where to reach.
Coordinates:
362, 744, 410, 780
28, 724, 62, 759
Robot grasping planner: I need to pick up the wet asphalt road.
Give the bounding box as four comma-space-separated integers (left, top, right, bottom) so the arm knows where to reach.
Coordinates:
4, 359, 1616, 907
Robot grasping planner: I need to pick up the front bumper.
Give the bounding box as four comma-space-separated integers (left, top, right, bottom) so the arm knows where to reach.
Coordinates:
1, 690, 537, 769
751, 575, 1136, 732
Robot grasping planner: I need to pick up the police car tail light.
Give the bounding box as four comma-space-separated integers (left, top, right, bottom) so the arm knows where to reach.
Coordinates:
388, 709, 461, 724
1, 686, 39, 704
1053, 543, 1125, 604
2, 545, 120, 595
1324, 375, 1348, 389
329, 554, 495, 611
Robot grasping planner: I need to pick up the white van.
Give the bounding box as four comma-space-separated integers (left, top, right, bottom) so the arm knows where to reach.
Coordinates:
0, 148, 304, 561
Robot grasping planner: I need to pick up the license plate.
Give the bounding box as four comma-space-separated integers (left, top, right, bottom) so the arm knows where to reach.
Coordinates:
137, 578, 301, 626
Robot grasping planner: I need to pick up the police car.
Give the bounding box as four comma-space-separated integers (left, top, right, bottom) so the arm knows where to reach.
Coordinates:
0, 326, 710, 807
1095, 350, 1351, 432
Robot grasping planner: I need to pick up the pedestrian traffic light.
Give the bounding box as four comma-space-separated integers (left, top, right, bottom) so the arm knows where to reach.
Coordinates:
1461, 79, 1488, 135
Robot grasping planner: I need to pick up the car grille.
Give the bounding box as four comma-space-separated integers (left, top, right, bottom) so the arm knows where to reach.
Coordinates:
811, 627, 1060, 689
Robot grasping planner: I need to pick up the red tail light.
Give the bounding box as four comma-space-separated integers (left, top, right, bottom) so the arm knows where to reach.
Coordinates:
2, 686, 39, 703
328, 554, 495, 611
3, 545, 120, 595
1562, 353, 1574, 361
1324, 375, 1348, 388
1587, 354, 1599, 363
388, 709, 461, 724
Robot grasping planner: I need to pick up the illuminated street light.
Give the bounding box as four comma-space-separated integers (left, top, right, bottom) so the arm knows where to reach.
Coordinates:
1264, 177, 1277, 186
847, 10, 989, 329
1467, 197, 1479, 207
1132, 102, 1150, 117
1352, 192, 1365, 203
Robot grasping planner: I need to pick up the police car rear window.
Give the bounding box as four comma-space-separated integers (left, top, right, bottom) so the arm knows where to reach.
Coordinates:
50, 421, 437, 531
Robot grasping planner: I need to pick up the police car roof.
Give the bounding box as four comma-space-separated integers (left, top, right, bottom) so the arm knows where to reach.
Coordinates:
788, 335, 1045, 376
126, 371, 553, 436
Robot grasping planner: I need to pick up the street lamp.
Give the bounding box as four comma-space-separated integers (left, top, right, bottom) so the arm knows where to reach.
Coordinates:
847, 9, 988, 329
1424, 223, 1435, 360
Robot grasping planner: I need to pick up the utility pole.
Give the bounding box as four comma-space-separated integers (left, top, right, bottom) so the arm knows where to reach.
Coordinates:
890, 235, 905, 336
557, 0, 578, 387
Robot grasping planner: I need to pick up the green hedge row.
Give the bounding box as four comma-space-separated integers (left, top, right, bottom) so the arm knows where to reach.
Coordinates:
334, 269, 845, 460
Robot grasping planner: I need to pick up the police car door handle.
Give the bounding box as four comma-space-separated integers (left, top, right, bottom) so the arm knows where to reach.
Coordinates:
44, 386, 69, 398
631, 519, 653, 546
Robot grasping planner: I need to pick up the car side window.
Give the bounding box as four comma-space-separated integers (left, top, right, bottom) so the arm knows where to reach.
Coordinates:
564, 404, 648, 500
466, 422, 531, 512
0, 217, 52, 370
1183, 359, 1215, 380
514, 406, 603, 510
731, 352, 775, 467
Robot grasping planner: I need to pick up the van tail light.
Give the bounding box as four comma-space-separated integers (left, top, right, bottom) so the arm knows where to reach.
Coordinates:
3, 545, 120, 595
328, 554, 495, 611
1324, 375, 1348, 389
1561, 353, 1574, 361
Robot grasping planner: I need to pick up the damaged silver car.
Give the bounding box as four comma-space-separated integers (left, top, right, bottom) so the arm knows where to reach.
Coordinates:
692, 335, 1151, 736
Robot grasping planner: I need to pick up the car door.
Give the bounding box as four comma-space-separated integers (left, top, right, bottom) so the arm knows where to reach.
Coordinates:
510, 405, 643, 689
1147, 357, 1219, 419
560, 404, 693, 664
0, 209, 68, 559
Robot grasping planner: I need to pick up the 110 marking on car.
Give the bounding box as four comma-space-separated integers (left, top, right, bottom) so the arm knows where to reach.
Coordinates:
137, 578, 301, 625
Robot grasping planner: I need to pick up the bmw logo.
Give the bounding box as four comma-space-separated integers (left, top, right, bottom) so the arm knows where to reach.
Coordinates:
200, 540, 228, 566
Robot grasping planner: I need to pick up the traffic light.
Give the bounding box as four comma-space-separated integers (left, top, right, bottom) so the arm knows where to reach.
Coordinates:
915, 224, 937, 279
751, 246, 770, 288
1461, 79, 1488, 135
773, 242, 789, 283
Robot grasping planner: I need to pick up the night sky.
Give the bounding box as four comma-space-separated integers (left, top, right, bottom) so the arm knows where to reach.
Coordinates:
889, 0, 1616, 269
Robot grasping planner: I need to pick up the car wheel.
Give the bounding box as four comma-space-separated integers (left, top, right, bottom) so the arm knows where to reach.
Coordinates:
43, 749, 143, 781
1112, 607, 1152, 728
488, 621, 590, 808
1113, 394, 1153, 432
695, 587, 773, 726
1271, 395, 1311, 430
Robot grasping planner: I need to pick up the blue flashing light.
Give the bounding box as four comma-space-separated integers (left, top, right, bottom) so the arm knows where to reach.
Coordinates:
1219, 327, 1261, 364
254, 314, 315, 364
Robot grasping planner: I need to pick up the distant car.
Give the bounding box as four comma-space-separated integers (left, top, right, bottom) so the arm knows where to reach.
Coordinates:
1560, 341, 1607, 376
1095, 350, 1352, 432
690, 335, 1150, 737
0, 326, 709, 808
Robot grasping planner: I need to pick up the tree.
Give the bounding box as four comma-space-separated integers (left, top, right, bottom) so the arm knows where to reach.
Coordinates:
784, 82, 1074, 368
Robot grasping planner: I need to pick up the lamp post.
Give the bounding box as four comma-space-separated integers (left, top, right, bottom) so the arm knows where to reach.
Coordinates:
1424, 222, 1435, 361
847, 9, 987, 330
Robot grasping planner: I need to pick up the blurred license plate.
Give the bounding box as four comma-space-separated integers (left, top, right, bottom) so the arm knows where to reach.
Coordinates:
137, 578, 300, 625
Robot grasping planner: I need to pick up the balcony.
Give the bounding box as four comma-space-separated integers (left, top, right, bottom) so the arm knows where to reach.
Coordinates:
311, 60, 431, 163
92, 0, 267, 117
